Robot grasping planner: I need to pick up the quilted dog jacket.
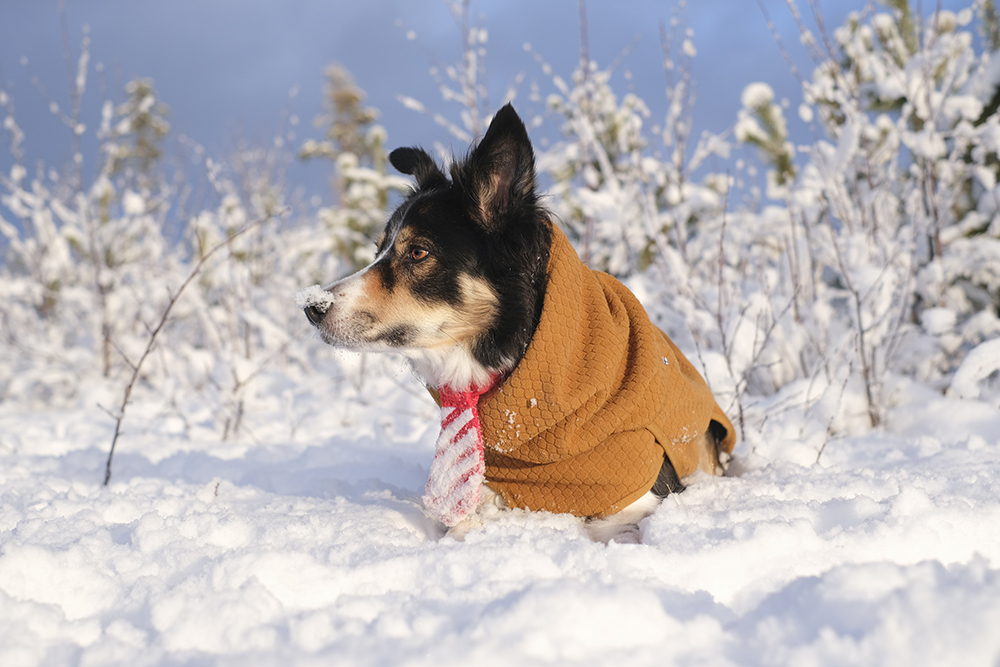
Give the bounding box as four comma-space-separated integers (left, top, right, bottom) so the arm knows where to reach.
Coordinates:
476, 223, 737, 517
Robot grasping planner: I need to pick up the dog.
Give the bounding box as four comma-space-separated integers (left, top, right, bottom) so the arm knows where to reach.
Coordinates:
299, 104, 735, 543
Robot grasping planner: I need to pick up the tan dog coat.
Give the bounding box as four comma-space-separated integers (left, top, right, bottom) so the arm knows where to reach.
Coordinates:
474, 223, 736, 517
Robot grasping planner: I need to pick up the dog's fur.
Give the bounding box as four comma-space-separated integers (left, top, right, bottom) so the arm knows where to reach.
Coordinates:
303, 104, 723, 542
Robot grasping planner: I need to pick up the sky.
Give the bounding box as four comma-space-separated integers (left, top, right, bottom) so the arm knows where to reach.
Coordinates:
0, 0, 971, 199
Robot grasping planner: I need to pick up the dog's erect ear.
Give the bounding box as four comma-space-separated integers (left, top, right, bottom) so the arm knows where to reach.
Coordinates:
389, 147, 447, 190
454, 103, 537, 233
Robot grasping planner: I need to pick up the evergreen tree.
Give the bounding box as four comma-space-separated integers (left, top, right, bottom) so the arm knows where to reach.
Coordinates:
301, 64, 405, 271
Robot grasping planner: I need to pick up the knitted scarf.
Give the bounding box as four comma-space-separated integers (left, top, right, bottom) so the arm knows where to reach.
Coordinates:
423, 381, 496, 527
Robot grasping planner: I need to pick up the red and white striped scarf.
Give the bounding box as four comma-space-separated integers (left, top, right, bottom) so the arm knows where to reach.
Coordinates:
423, 379, 496, 527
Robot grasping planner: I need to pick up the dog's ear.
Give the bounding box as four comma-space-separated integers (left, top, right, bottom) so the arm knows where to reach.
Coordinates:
389, 147, 447, 190
453, 103, 537, 233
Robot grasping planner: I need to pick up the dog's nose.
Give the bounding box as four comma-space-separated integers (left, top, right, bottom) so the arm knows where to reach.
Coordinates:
304, 305, 325, 327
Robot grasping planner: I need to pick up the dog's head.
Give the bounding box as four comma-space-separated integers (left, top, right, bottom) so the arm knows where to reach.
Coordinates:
302, 104, 551, 388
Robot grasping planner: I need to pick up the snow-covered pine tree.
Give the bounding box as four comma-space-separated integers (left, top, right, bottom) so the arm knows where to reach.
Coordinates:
302, 64, 407, 272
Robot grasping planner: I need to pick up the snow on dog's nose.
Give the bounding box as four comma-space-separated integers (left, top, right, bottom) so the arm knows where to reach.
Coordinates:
296, 284, 336, 327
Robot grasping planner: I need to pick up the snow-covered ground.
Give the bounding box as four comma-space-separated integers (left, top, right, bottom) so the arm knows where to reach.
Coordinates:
1, 348, 999, 667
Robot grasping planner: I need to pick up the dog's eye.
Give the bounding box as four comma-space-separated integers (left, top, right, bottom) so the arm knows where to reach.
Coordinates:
409, 247, 429, 262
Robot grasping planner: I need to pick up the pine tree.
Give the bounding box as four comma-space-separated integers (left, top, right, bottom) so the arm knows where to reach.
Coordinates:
301, 64, 404, 271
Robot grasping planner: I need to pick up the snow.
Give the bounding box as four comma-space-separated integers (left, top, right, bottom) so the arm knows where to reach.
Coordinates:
294, 284, 335, 313
741, 82, 775, 110
734, 114, 766, 144
921, 307, 957, 335
121, 191, 145, 216
798, 103, 814, 123
950, 337, 1000, 401
1, 357, 998, 666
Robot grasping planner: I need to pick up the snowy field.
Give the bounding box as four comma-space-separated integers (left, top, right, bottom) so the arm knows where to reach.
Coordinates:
1, 346, 999, 667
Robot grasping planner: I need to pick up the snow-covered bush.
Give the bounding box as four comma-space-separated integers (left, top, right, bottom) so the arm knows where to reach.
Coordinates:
0, 29, 372, 450
0, 63, 180, 400
3, 0, 998, 459
712, 0, 1000, 430
531, 0, 1000, 438
537, 10, 731, 277
302, 65, 410, 271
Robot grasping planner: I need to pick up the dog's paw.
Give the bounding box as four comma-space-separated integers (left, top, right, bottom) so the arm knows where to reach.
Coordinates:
585, 520, 643, 544
583, 491, 660, 544
609, 524, 643, 544
440, 485, 507, 541
445, 515, 482, 541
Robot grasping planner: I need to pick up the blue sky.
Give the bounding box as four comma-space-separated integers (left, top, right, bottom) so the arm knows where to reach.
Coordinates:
0, 0, 970, 197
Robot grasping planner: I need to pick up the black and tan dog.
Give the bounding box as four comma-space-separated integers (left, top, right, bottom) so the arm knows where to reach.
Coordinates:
299, 104, 735, 541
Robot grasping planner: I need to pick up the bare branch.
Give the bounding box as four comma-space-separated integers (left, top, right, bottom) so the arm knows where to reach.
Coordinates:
102, 208, 285, 485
